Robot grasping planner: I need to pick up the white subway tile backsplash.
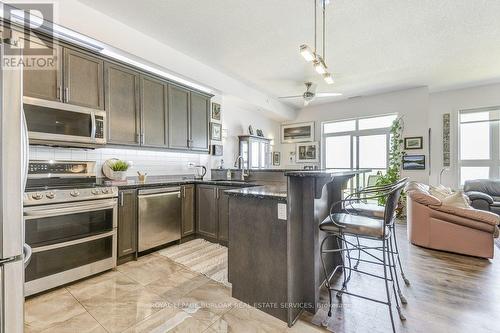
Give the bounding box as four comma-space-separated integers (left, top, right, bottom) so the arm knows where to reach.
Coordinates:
29, 145, 206, 177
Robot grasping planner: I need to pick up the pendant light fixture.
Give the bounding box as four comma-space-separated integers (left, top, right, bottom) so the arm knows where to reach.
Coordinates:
299, 0, 334, 84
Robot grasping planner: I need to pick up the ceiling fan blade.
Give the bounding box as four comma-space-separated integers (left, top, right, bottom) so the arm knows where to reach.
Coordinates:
315, 92, 343, 98
279, 95, 303, 99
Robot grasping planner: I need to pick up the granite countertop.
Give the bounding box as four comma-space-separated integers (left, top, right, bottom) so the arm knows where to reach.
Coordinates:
225, 183, 287, 201
98, 175, 257, 189
212, 168, 302, 172
284, 168, 372, 177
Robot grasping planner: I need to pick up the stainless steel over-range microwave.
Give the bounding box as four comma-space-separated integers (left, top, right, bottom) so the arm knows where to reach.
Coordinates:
23, 96, 106, 147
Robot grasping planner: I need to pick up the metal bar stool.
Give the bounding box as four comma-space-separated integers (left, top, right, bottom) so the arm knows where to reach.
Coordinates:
344, 178, 411, 305
320, 179, 408, 333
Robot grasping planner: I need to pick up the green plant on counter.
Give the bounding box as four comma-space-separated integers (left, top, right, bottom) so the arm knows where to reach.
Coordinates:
110, 160, 129, 171
375, 117, 406, 215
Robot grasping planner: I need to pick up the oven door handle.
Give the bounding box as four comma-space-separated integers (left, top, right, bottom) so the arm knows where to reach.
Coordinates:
31, 230, 115, 253
24, 200, 117, 219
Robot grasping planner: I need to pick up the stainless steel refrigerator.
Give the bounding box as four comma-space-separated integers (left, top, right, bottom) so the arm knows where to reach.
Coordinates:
0, 37, 30, 333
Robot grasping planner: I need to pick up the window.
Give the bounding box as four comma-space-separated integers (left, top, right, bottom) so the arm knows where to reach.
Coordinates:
459, 107, 500, 184
322, 114, 397, 190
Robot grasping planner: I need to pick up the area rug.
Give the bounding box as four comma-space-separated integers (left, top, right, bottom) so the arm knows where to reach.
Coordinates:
495, 238, 500, 250
158, 239, 230, 287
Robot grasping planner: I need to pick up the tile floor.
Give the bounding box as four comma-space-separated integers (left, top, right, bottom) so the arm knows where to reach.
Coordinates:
25, 223, 500, 333
24, 251, 325, 333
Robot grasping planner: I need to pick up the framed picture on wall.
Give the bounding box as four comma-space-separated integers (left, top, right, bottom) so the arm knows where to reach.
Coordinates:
281, 121, 315, 143
296, 142, 319, 163
272, 151, 281, 166
210, 122, 222, 141
402, 154, 426, 170
211, 103, 221, 121
404, 136, 423, 150
211, 144, 223, 156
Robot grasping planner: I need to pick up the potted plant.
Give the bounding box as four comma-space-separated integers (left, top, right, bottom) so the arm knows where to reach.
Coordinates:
109, 160, 129, 181
374, 117, 406, 216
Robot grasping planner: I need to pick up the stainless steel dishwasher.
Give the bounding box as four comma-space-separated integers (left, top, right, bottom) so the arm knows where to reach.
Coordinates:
138, 187, 181, 252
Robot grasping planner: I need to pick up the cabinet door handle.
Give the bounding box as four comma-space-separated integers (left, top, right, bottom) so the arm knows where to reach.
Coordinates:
64, 87, 70, 103
119, 192, 124, 206
57, 86, 63, 102
135, 133, 140, 144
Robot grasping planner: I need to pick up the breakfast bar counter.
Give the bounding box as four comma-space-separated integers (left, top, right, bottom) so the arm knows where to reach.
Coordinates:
226, 169, 370, 326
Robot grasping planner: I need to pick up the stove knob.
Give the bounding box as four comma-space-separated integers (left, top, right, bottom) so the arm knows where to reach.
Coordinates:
70, 190, 80, 197
32, 193, 43, 200
91, 189, 100, 195
46, 192, 55, 199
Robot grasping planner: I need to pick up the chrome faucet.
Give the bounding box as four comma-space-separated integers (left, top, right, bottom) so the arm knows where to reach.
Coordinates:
234, 156, 249, 181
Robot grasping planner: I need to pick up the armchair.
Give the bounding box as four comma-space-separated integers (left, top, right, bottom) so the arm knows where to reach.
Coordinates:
464, 179, 500, 217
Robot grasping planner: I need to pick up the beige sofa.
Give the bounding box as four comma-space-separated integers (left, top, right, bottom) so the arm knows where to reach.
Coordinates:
406, 182, 499, 259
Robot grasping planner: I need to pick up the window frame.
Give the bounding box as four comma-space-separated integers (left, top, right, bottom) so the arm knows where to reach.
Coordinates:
458, 106, 500, 185
321, 114, 397, 189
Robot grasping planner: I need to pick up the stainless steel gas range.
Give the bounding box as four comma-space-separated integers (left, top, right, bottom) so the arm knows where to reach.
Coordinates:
23, 160, 118, 296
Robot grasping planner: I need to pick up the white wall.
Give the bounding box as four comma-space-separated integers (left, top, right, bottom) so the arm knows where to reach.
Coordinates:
281, 87, 430, 183
217, 96, 281, 169
275, 83, 500, 188
429, 83, 500, 188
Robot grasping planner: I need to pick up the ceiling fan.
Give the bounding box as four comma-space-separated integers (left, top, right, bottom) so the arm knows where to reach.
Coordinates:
279, 82, 342, 106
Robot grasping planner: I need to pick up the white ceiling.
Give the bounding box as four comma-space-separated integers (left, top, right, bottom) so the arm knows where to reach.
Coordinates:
79, 0, 500, 108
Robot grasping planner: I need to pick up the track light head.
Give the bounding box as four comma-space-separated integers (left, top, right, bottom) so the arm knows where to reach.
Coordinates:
313, 58, 327, 75
323, 73, 334, 84
300, 44, 316, 62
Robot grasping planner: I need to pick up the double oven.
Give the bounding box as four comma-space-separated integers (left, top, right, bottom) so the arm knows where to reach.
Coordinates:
23, 161, 118, 296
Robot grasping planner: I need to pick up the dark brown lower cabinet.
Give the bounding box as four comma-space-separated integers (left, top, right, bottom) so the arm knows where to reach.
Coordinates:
117, 189, 137, 264
217, 186, 235, 245
196, 185, 218, 241
181, 184, 195, 237
196, 185, 236, 244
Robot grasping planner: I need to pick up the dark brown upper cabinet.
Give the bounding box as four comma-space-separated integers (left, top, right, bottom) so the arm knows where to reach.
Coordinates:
168, 86, 210, 152
63, 48, 104, 110
168, 85, 190, 150
22, 36, 63, 102
21, 34, 212, 153
104, 62, 141, 146
140, 76, 168, 148
190, 92, 210, 152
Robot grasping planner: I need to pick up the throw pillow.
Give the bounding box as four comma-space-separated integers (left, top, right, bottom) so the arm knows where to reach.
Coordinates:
429, 185, 453, 200
441, 191, 471, 209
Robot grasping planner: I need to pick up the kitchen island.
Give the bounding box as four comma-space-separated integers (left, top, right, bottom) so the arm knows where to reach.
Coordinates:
226, 169, 370, 326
